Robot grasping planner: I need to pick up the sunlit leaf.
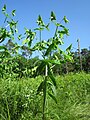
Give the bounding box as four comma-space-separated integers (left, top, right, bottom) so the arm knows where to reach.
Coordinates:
58, 32, 64, 39
57, 37, 64, 44
48, 92, 57, 104
45, 43, 56, 56
34, 27, 44, 31
22, 39, 29, 45
18, 34, 22, 40
60, 28, 69, 36
12, 10, 16, 16
37, 15, 44, 26
44, 59, 61, 65
0, 29, 7, 43
48, 66, 57, 88
45, 23, 50, 31
28, 39, 32, 47
64, 28, 69, 35
48, 81, 57, 96
37, 81, 44, 95
35, 61, 46, 76
50, 11, 56, 21
66, 44, 72, 52
63, 16, 69, 23
55, 23, 60, 27
2, 4, 6, 11
60, 24, 65, 28
24, 29, 36, 47
61, 50, 72, 61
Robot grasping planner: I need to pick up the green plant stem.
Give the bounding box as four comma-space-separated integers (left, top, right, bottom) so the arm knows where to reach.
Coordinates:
40, 30, 41, 43
53, 18, 63, 39
42, 65, 48, 120
42, 77, 46, 120
45, 65, 48, 77
54, 26, 58, 38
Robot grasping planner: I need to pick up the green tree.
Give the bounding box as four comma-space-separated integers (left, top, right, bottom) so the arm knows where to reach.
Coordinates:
81, 48, 90, 72
22, 11, 72, 119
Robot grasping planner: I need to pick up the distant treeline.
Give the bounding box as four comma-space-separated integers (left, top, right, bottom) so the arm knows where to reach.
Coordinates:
0, 40, 90, 78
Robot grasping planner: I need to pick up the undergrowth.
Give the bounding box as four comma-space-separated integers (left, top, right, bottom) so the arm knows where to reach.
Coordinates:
0, 72, 90, 120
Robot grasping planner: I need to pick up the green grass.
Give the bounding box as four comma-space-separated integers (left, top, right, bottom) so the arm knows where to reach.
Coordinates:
0, 72, 90, 120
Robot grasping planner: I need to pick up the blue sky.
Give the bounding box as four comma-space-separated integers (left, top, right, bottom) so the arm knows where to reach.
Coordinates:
0, 0, 90, 52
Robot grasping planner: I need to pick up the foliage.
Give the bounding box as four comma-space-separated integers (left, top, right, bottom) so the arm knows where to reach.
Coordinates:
0, 5, 73, 119
0, 73, 90, 120
1, 4, 90, 120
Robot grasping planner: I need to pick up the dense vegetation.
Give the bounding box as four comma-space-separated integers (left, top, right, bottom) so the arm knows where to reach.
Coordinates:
0, 73, 90, 120
0, 34, 90, 78
0, 4, 90, 120
1, 41, 90, 78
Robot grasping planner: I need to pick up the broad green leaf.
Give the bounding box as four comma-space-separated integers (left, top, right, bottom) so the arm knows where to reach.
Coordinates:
24, 29, 36, 47
66, 44, 72, 52
44, 59, 61, 65
50, 11, 56, 21
63, 16, 69, 23
37, 81, 44, 94
62, 51, 72, 61
53, 114, 60, 120
18, 34, 22, 40
66, 55, 72, 61
45, 23, 50, 31
64, 28, 69, 36
59, 32, 64, 39
35, 61, 46, 76
56, 37, 64, 44
22, 39, 29, 45
47, 38, 53, 46
28, 39, 33, 47
32, 41, 46, 51
51, 84, 56, 95
48, 81, 56, 95
55, 23, 61, 27
2, 4, 6, 11
60, 24, 65, 28
48, 92, 57, 104
32, 43, 39, 51
12, 45, 20, 53
31, 66, 38, 72
12, 10, 16, 16
45, 43, 55, 56
48, 66, 57, 88
60, 28, 69, 36
34, 27, 44, 31
7, 20, 18, 29
37, 15, 44, 26
23, 31, 35, 47
54, 54, 59, 60
0, 29, 7, 43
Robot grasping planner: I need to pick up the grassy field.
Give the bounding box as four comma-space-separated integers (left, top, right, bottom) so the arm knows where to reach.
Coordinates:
0, 72, 90, 120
